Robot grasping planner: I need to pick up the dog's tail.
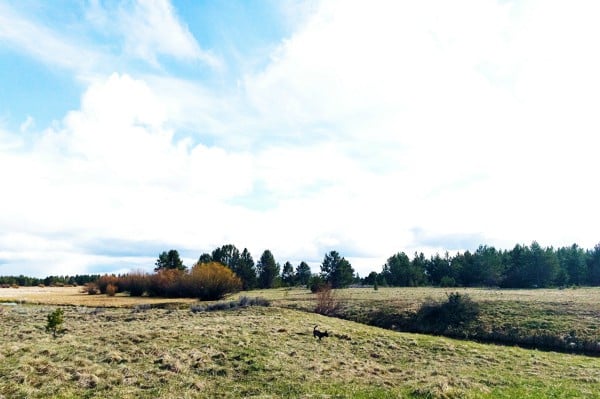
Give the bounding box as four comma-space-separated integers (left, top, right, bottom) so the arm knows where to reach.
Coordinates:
314, 325, 318, 331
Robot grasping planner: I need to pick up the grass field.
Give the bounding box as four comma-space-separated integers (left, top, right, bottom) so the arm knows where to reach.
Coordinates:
0, 286, 197, 307
2, 302, 600, 398
3, 285, 600, 351
2, 286, 600, 397
240, 287, 600, 353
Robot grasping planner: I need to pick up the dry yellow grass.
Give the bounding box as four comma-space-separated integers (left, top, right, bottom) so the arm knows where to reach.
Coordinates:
0, 286, 196, 307
2, 303, 600, 398
7, 285, 599, 309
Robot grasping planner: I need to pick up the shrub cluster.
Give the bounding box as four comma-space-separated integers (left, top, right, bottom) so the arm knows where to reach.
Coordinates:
81, 283, 99, 295
118, 271, 148, 296
104, 262, 242, 300
417, 292, 480, 333
96, 275, 119, 295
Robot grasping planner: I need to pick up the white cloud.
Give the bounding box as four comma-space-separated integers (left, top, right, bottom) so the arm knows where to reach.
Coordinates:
0, 3, 105, 73
3, 1, 600, 279
88, 0, 220, 67
236, 0, 600, 261
0, 73, 256, 276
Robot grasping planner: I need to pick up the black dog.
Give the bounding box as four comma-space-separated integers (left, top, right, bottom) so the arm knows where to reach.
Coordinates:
313, 325, 329, 340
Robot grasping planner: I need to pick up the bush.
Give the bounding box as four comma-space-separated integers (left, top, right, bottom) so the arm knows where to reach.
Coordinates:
417, 292, 480, 333
147, 269, 185, 297
82, 283, 98, 295
314, 284, 340, 316
105, 283, 117, 297
113, 263, 242, 300
119, 271, 149, 296
96, 275, 119, 295
440, 276, 457, 287
308, 275, 327, 293
187, 262, 242, 300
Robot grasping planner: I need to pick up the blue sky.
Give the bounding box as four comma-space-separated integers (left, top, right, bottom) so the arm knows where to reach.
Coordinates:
1, 0, 600, 278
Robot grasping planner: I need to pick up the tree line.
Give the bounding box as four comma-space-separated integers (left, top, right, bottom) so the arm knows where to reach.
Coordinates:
3, 241, 600, 291
0, 274, 99, 288
370, 242, 600, 288
155, 245, 356, 291
166, 241, 600, 290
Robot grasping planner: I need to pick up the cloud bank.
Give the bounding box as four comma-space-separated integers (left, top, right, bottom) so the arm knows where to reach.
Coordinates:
1, 0, 600, 278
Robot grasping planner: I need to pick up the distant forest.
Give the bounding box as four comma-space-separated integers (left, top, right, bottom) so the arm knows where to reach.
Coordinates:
2, 241, 600, 290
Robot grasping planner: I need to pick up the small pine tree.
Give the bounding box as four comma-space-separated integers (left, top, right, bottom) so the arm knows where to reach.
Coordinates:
46, 308, 64, 338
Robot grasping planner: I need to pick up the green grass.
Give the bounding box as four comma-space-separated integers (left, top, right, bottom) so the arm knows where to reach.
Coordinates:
239, 287, 600, 353
2, 303, 600, 398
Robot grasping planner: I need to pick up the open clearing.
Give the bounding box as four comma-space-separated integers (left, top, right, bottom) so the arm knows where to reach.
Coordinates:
2, 303, 600, 398
0, 286, 196, 307
2, 286, 600, 397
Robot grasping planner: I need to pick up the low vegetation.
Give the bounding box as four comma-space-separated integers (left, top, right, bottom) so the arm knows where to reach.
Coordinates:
45, 308, 64, 338
231, 286, 600, 355
4, 285, 600, 356
2, 303, 600, 398
94, 262, 242, 300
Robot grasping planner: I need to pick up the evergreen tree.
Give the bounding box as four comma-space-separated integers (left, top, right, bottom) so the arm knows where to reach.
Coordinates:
364, 271, 379, 286
557, 244, 587, 286
154, 250, 186, 272
257, 250, 280, 289
235, 248, 258, 290
197, 253, 212, 264
294, 261, 312, 287
382, 251, 424, 286
281, 261, 295, 286
529, 242, 559, 287
426, 253, 452, 286
587, 244, 600, 285
502, 244, 530, 288
320, 250, 354, 288
473, 245, 504, 286
211, 244, 240, 270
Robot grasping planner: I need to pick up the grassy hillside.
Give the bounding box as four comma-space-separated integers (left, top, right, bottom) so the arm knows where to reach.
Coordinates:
4, 286, 600, 353
240, 287, 600, 353
2, 303, 600, 398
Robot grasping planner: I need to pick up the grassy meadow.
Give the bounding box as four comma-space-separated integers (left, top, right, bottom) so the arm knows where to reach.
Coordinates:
0, 286, 197, 307
240, 286, 600, 352
2, 286, 600, 397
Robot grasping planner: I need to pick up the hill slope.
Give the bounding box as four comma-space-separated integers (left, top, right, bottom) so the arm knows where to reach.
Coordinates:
2, 304, 600, 398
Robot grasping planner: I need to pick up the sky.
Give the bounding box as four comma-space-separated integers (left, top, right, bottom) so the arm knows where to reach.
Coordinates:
1, 0, 600, 278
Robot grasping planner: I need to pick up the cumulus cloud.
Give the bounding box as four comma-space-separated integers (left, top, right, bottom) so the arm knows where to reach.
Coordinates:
0, 74, 255, 276
2, 1, 600, 278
